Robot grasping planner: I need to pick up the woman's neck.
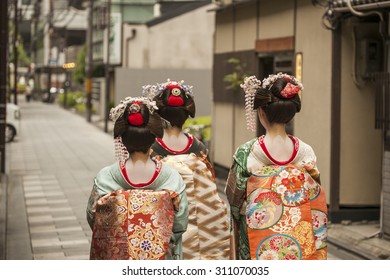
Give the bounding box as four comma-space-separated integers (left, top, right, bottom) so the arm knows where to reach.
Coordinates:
128, 151, 151, 164
163, 126, 183, 137
265, 123, 288, 139
263, 123, 294, 162
161, 127, 189, 151
125, 150, 156, 184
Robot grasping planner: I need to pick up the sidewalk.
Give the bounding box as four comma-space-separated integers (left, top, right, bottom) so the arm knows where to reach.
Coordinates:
2, 96, 390, 260
4, 97, 115, 259
327, 221, 390, 260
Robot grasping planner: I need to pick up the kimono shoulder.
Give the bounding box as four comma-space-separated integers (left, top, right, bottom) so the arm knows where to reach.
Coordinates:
233, 138, 257, 170
94, 162, 185, 196
155, 163, 186, 195
94, 163, 125, 195
151, 133, 208, 158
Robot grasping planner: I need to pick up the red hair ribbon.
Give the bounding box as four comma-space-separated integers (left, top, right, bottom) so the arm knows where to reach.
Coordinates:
127, 102, 144, 126
280, 83, 300, 98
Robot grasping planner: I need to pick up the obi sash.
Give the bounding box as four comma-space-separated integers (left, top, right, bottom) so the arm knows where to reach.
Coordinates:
246, 164, 328, 260
161, 153, 230, 260
90, 189, 175, 260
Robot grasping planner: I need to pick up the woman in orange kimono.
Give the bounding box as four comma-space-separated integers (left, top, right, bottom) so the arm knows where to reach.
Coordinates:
143, 79, 230, 260
86, 97, 188, 260
225, 73, 327, 260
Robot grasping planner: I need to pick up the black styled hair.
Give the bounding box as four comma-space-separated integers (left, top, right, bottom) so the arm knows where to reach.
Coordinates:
153, 86, 195, 128
113, 103, 163, 153
253, 77, 301, 124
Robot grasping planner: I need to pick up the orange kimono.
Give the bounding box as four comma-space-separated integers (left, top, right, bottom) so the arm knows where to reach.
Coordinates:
226, 135, 328, 260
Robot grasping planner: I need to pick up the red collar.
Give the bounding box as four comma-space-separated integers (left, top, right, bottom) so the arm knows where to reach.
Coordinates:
120, 160, 162, 188
156, 134, 194, 155
258, 135, 299, 165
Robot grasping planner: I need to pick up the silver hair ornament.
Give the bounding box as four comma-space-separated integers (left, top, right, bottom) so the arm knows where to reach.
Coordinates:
261, 72, 304, 91
241, 75, 262, 132
109, 96, 158, 122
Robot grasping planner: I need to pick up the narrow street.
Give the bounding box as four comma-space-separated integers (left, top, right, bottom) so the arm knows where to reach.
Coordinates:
4, 96, 114, 259
1, 96, 352, 260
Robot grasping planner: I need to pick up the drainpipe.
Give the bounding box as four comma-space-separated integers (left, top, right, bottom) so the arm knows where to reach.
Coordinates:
329, 25, 341, 221
125, 28, 137, 68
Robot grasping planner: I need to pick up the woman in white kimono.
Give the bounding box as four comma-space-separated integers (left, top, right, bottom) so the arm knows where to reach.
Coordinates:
225, 74, 327, 260
86, 97, 188, 260
143, 79, 230, 260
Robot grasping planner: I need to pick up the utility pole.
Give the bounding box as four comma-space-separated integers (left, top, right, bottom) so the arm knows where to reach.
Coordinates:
13, 0, 19, 105
0, 0, 8, 173
104, 0, 111, 133
85, 0, 93, 123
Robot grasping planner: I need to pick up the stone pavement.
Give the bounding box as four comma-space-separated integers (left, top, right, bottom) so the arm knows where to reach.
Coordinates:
3, 96, 115, 260
2, 96, 390, 260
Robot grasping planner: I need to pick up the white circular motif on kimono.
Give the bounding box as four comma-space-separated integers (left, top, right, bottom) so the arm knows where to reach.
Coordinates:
129, 103, 141, 113
246, 188, 283, 230
256, 234, 302, 260
311, 209, 328, 250
171, 88, 181, 96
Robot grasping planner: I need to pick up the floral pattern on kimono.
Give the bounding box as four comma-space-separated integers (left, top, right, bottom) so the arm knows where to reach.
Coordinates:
225, 136, 327, 260
86, 161, 188, 260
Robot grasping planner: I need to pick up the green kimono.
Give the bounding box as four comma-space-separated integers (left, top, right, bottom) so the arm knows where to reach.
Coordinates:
86, 161, 188, 260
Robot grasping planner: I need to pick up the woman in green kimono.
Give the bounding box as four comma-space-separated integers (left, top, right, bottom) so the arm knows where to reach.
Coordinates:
225, 74, 327, 260
86, 96, 188, 260
143, 79, 230, 260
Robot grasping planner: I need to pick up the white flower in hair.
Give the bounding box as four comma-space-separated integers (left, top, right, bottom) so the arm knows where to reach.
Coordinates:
109, 96, 158, 122
241, 75, 262, 132
142, 79, 194, 99
261, 72, 304, 91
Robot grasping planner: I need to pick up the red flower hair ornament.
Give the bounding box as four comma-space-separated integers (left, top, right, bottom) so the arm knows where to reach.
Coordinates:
127, 102, 144, 126
167, 86, 185, 107
280, 83, 300, 99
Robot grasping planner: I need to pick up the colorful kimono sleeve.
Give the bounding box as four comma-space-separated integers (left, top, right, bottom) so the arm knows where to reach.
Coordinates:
86, 180, 103, 230
225, 139, 255, 221
225, 162, 250, 221
168, 181, 188, 260
302, 147, 321, 184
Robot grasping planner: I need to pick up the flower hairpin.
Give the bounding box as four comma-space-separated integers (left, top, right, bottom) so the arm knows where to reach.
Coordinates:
142, 79, 194, 99
109, 96, 158, 122
261, 72, 304, 93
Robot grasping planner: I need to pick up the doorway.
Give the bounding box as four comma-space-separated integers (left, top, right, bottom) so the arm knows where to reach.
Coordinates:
257, 52, 295, 136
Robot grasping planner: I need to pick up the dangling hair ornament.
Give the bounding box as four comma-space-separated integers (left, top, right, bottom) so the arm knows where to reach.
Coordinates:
261, 72, 304, 97
241, 75, 262, 132
109, 96, 158, 164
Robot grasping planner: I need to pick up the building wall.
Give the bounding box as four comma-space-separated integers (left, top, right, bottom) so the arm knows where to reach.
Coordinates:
148, 5, 215, 69
339, 19, 382, 205
258, 0, 295, 39
123, 24, 149, 68
115, 68, 212, 117
212, 0, 382, 206
294, 0, 332, 201
121, 4, 214, 117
